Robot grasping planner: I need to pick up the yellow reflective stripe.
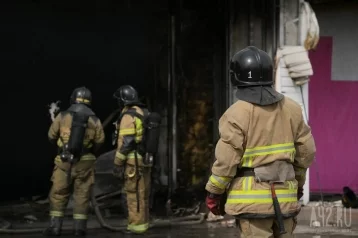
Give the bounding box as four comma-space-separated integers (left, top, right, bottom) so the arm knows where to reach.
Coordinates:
57, 138, 92, 148
126, 152, 142, 159
227, 189, 297, 204
287, 181, 293, 190
135, 136, 142, 143
115, 151, 143, 160
80, 155, 96, 161
50, 211, 64, 217
73, 214, 87, 220
243, 143, 295, 158
209, 175, 231, 189
116, 151, 127, 161
119, 128, 136, 135
242, 154, 254, 168
127, 223, 149, 233
242, 143, 295, 167
76, 98, 90, 103
242, 177, 253, 191
134, 117, 143, 136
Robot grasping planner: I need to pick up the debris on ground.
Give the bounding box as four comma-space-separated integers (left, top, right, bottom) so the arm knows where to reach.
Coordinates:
24, 215, 38, 223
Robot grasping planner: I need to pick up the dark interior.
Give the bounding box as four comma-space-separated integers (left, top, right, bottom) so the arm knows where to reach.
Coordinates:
0, 0, 226, 202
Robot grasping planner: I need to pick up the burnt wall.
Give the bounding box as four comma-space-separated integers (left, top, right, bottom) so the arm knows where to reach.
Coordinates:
0, 1, 168, 201
177, 1, 226, 188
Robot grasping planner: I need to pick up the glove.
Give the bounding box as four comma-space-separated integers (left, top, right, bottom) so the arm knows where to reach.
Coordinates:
206, 193, 222, 215
113, 165, 125, 181
297, 187, 304, 200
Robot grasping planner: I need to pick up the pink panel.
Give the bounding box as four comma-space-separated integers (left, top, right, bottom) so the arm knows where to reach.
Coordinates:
309, 36, 358, 193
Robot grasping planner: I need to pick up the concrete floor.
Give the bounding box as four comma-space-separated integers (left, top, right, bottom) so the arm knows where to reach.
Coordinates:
0, 227, 355, 238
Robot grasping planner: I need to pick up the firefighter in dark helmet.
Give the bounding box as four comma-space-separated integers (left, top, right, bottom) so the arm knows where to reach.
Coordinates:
205, 46, 316, 238
44, 87, 105, 236
112, 85, 152, 235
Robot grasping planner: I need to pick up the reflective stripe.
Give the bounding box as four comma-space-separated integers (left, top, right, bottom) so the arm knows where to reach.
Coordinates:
76, 98, 90, 103
115, 151, 143, 161
134, 117, 143, 136
209, 175, 231, 189
127, 223, 149, 233
127, 152, 143, 159
80, 155, 96, 161
135, 135, 143, 143
227, 189, 297, 204
116, 151, 127, 161
73, 214, 87, 220
242, 177, 253, 191
57, 138, 92, 148
119, 128, 136, 135
50, 211, 64, 217
242, 143, 296, 167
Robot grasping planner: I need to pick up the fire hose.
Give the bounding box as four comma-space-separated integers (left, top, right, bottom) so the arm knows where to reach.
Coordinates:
0, 188, 205, 234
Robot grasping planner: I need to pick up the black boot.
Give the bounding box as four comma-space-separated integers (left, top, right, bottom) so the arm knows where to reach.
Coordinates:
73, 219, 87, 236
123, 230, 146, 236
43, 217, 63, 236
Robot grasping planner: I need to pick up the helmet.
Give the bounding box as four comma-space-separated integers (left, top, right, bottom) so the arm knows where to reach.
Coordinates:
230, 46, 274, 87
113, 85, 139, 106
70, 86, 92, 105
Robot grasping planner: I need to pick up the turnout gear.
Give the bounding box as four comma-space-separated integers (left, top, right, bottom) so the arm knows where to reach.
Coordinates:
43, 217, 63, 236
113, 85, 140, 107
230, 46, 283, 106
70, 86, 92, 106
237, 217, 297, 238
114, 105, 152, 234
205, 74, 316, 237
46, 102, 105, 235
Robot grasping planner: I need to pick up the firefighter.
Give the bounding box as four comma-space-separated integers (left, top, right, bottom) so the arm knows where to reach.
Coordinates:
112, 85, 151, 235
44, 87, 105, 236
205, 46, 316, 238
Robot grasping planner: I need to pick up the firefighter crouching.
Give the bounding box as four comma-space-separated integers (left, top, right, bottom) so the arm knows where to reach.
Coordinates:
44, 87, 105, 236
112, 85, 160, 235
205, 46, 316, 238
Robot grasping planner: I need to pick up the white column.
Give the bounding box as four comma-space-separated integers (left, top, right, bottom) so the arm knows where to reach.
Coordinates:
301, 83, 310, 205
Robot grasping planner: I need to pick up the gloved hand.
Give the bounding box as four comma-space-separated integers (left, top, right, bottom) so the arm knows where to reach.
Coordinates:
113, 165, 125, 181
297, 187, 304, 200
206, 193, 222, 215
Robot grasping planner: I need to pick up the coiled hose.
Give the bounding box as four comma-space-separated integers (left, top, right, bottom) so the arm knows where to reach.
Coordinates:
0, 190, 205, 234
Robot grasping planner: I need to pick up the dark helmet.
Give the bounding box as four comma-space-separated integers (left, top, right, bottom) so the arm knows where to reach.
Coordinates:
230, 46, 274, 87
70, 86, 92, 105
113, 85, 139, 106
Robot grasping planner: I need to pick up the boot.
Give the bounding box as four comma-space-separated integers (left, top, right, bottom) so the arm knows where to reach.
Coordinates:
122, 229, 146, 236
73, 219, 87, 236
43, 217, 63, 236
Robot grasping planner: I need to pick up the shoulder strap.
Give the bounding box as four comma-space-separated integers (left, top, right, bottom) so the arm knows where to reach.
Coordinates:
117, 108, 145, 123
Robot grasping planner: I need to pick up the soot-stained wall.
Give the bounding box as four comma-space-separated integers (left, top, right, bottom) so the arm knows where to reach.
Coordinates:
0, 2, 168, 201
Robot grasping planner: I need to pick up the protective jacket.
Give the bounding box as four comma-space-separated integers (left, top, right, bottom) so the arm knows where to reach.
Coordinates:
47, 104, 105, 221
114, 105, 151, 234
205, 96, 316, 217
114, 105, 146, 167
48, 104, 105, 170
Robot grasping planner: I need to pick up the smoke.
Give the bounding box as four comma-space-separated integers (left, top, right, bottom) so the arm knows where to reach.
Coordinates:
48, 100, 61, 122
